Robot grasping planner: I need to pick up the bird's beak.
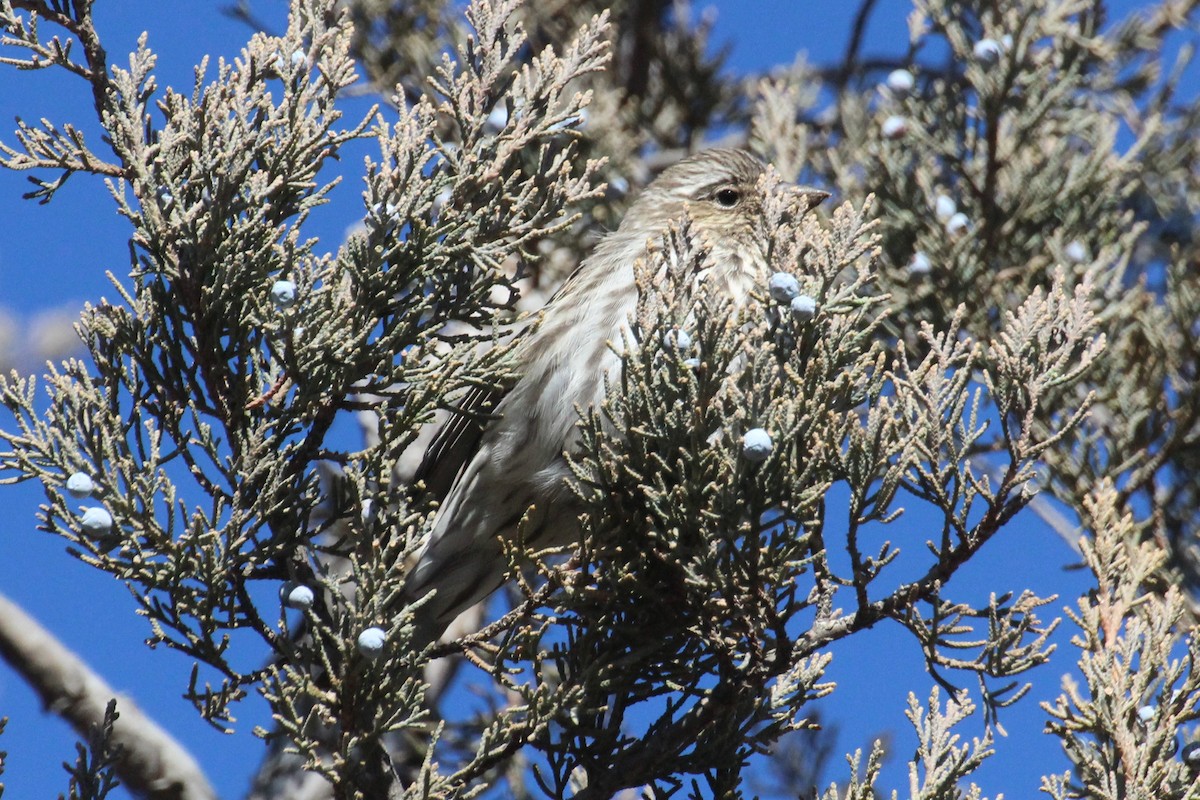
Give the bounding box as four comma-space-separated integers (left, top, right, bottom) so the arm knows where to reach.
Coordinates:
794, 186, 831, 212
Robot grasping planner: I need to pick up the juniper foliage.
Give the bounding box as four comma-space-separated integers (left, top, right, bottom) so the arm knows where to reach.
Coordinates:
0, 0, 1197, 798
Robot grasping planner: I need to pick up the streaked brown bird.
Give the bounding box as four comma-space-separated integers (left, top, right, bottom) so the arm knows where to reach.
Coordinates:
403, 147, 827, 646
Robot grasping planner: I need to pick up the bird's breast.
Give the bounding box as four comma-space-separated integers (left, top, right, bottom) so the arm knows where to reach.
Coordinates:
488, 271, 637, 472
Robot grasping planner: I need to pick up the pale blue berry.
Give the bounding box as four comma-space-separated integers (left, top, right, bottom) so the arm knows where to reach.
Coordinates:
547, 114, 583, 133
934, 194, 957, 222
276, 48, 306, 74
973, 38, 1004, 65
741, 428, 774, 463
431, 187, 453, 220
945, 212, 971, 237
683, 357, 700, 370
484, 106, 509, 133
1183, 741, 1200, 768
790, 294, 817, 322
271, 280, 297, 309
1064, 240, 1089, 263
768, 272, 801, 303
80, 506, 113, 535
1137, 705, 1157, 723
281, 582, 315, 610
66, 472, 95, 499
881, 115, 908, 140
357, 627, 387, 659
663, 329, 693, 351
886, 68, 915, 95
909, 251, 932, 276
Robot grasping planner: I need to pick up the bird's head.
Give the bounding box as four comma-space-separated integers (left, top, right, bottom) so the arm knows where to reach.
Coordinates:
623, 148, 828, 295
627, 148, 828, 247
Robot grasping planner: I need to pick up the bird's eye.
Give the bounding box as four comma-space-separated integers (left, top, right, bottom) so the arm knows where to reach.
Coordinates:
714, 188, 741, 208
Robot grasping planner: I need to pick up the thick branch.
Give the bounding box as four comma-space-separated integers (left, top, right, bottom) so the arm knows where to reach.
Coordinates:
0, 590, 216, 800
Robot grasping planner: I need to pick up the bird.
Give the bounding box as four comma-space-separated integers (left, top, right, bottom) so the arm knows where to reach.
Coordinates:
401, 147, 828, 647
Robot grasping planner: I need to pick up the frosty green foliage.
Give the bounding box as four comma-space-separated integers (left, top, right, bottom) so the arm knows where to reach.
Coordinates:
0, 0, 1198, 798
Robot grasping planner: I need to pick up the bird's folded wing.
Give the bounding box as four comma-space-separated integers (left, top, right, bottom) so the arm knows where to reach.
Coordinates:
412, 383, 505, 501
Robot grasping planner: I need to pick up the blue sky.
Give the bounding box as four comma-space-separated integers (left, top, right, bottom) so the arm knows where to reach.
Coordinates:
0, 2, 1179, 797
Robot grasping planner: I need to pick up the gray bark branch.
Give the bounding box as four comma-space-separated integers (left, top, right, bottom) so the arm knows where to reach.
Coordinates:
0, 590, 216, 800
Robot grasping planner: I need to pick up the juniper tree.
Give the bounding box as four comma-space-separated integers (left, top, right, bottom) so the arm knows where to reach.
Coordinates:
0, 0, 1197, 798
